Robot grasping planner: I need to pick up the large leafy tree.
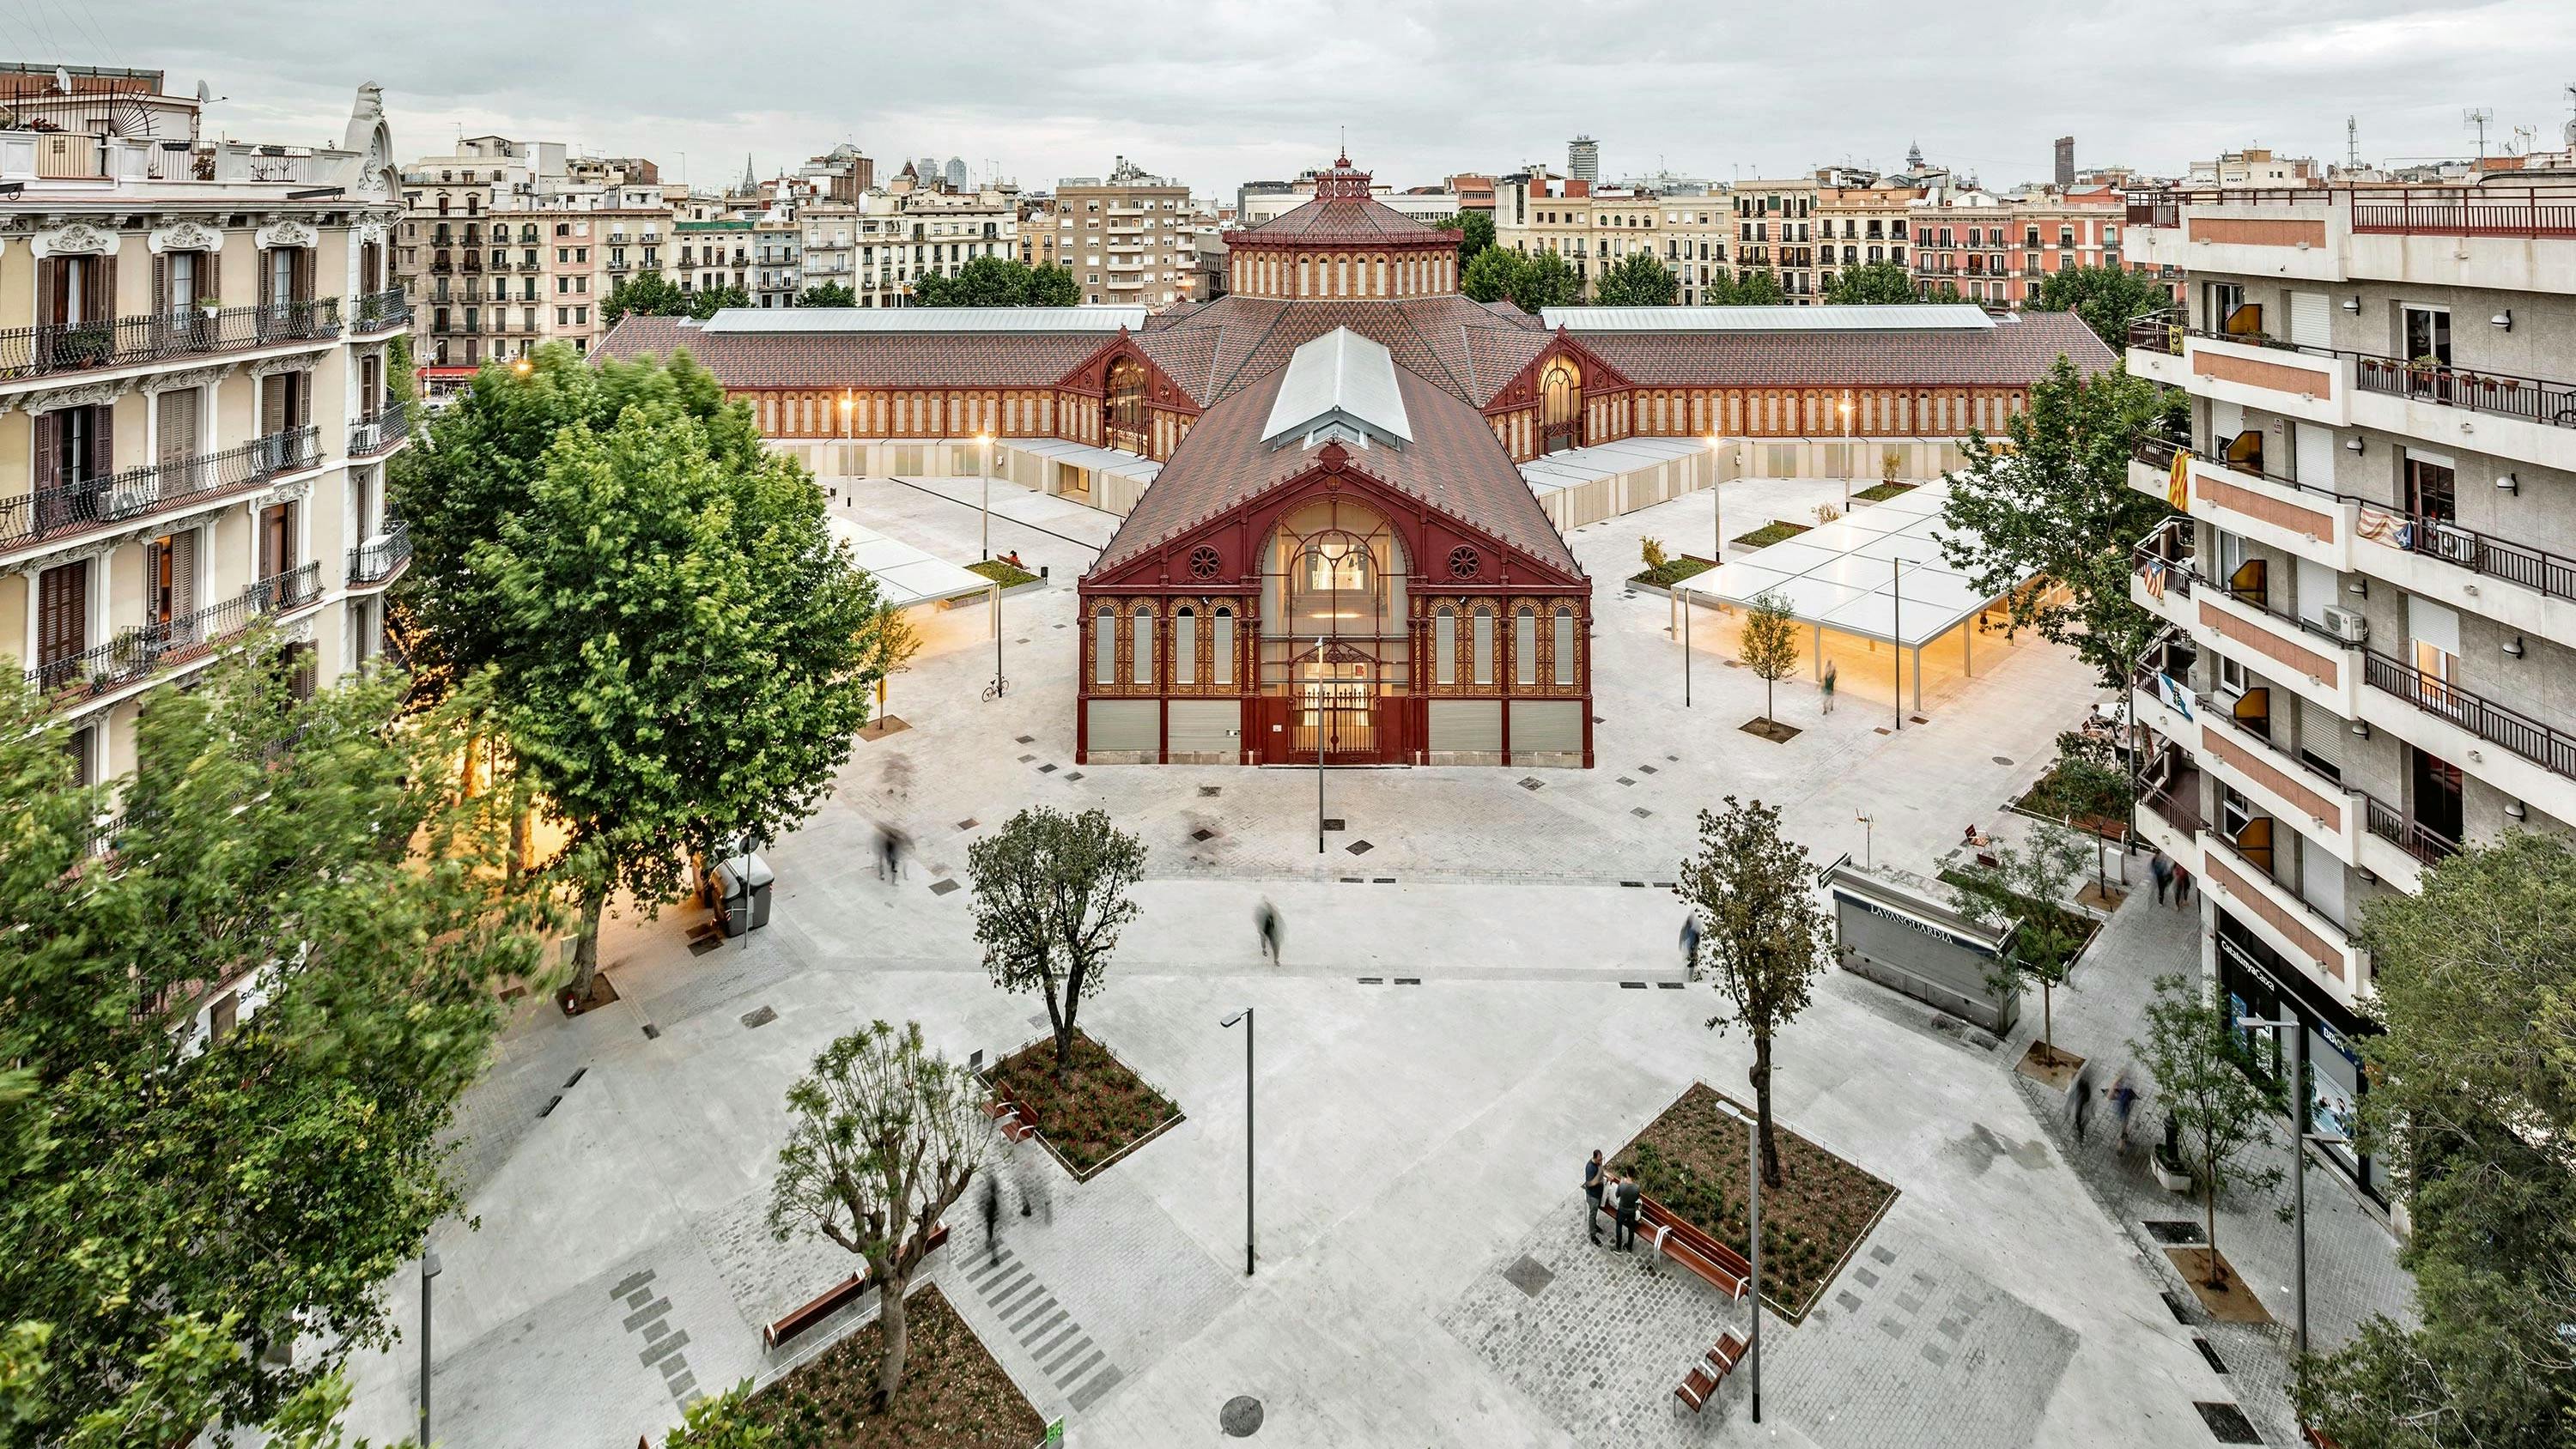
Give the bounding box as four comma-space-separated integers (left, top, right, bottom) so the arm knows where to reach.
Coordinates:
2294, 834, 2576, 1449
1731, 269, 1785, 305
478, 394, 882, 1000
795, 281, 856, 309
1431, 209, 1495, 263
1592, 250, 1678, 306
1935, 356, 2178, 688
769, 1022, 989, 1406
1821, 260, 1919, 306
1514, 250, 1582, 312
1460, 246, 1522, 306
688, 283, 751, 319
1680, 797, 1831, 1187
2131, 975, 2284, 1289
601, 270, 691, 325
911, 256, 1078, 307
0, 651, 546, 1442
2032, 264, 2175, 349
965, 807, 1146, 1085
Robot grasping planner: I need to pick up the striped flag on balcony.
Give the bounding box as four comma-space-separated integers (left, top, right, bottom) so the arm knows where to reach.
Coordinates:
2166, 447, 2190, 512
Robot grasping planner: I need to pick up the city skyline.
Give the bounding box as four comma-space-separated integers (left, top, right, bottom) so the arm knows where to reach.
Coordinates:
74, 0, 2576, 197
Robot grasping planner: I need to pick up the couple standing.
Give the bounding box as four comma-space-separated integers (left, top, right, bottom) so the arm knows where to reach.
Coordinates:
1583, 1149, 1642, 1250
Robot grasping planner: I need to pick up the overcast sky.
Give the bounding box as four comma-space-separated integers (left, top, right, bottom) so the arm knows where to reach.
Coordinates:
38, 0, 2576, 197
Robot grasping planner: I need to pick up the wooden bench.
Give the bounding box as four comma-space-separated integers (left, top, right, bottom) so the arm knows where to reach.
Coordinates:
984, 1095, 1038, 1143
761, 1222, 950, 1351
1674, 1331, 1752, 1412
1637, 1194, 1752, 1301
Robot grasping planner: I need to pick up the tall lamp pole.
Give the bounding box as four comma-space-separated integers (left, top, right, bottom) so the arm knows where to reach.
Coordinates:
417, 1245, 441, 1446
977, 430, 993, 561
1839, 392, 1854, 511
1220, 1009, 1255, 1275
2239, 1015, 2342, 1358
1705, 432, 1723, 561
1715, 1100, 1761, 1423
1891, 559, 1905, 731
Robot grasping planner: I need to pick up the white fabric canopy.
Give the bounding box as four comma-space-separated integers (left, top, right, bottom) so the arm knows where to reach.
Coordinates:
825, 516, 994, 611
1675, 479, 2010, 649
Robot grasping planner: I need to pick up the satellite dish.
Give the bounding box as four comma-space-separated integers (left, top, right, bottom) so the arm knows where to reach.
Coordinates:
196, 80, 211, 103
53, 67, 70, 94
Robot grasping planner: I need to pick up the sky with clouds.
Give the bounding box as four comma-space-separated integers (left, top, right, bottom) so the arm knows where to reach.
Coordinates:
25, 0, 2576, 196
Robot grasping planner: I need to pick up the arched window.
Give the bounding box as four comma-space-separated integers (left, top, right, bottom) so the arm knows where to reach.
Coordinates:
1173, 608, 1197, 685
1094, 607, 1117, 686
1516, 609, 1539, 685
1106, 358, 1149, 451
1435, 608, 1458, 686
1133, 606, 1154, 685
1554, 610, 1577, 685
1213, 609, 1235, 686
1473, 607, 1496, 685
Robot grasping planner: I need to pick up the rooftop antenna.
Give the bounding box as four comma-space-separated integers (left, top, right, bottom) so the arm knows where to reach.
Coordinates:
2345, 115, 2359, 171
2464, 107, 2494, 167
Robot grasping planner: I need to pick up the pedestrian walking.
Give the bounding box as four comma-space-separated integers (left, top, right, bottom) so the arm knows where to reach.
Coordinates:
1255, 900, 1282, 965
2109, 1071, 2140, 1151
1820, 659, 1838, 714
1583, 1150, 1607, 1244
2071, 1065, 2097, 1143
980, 1173, 1002, 1264
1680, 913, 1702, 979
2149, 848, 2174, 906
2172, 862, 2193, 908
1613, 1173, 1642, 1252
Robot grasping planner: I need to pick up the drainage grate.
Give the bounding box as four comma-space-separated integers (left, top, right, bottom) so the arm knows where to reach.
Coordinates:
2193, 1402, 2262, 1444
2192, 1337, 2228, 1374
1637, 764, 1658, 773
563, 1068, 587, 1089
689, 936, 722, 956
1358, 977, 1384, 985
1911, 714, 1930, 724
1619, 881, 1645, 888
1394, 977, 1421, 985
1220, 1395, 1265, 1438
956, 818, 979, 831
1617, 776, 1636, 785
1346, 840, 1374, 855
1373, 877, 1395, 884
641, 1024, 661, 1040
1321, 817, 1345, 831
1190, 828, 1218, 842
539, 1094, 562, 1118
2145, 1220, 2208, 1246
741, 1005, 777, 1029
2159, 1289, 2191, 1324
1017, 754, 1036, 763
1015, 735, 1036, 744
929, 878, 962, 895
1340, 877, 1364, 884
1619, 981, 1648, 990
1200, 785, 1222, 797
1656, 981, 1685, 991
1518, 777, 1543, 791
1038, 763, 1058, 773
1501, 1255, 1555, 1298
1063, 772, 1084, 781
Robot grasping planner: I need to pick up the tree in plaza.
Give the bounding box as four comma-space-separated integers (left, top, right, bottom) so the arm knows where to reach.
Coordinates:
1459, 246, 1523, 305
479, 396, 880, 1003
1820, 260, 1920, 306
965, 807, 1147, 1086
912, 255, 1078, 307
2129, 974, 2284, 1290
1730, 269, 1785, 305
2030, 264, 2175, 349
860, 598, 924, 721
795, 280, 857, 309
601, 269, 692, 324
689, 282, 752, 319
1738, 590, 1802, 729
2293, 834, 2576, 1449
768, 1022, 991, 1406
1935, 355, 2178, 689
1592, 250, 1678, 306
1680, 797, 1832, 1188
0, 652, 548, 1442
1431, 209, 1495, 263
1944, 823, 2092, 1065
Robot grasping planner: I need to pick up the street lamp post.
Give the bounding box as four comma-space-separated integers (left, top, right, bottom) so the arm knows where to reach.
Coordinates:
1891, 558, 1905, 731
1220, 1009, 1254, 1275
1713, 1100, 1761, 1423
1705, 432, 1723, 561
1314, 635, 1327, 854
1839, 391, 1854, 511
2239, 1014, 2320, 1357
417, 1245, 441, 1446
977, 430, 993, 561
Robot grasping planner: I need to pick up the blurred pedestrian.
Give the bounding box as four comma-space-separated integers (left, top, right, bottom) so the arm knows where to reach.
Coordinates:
2109, 1071, 2140, 1150
2149, 848, 2173, 906
1680, 912, 1702, 979
1820, 659, 1838, 714
980, 1173, 1002, 1264
2071, 1064, 2097, 1143
2172, 863, 2192, 908
1255, 900, 1282, 965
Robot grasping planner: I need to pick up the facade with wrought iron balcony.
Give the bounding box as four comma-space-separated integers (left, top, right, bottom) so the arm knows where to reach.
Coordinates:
2120, 177, 2576, 1206
0, 76, 409, 795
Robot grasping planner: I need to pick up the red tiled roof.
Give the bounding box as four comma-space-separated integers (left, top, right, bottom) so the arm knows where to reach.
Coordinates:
1228, 194, 1454, 246
1135, 293, 1550, 409
1567, 311, 2116, 388
590, 314, 1106, 389
1094, 356, 1579, 579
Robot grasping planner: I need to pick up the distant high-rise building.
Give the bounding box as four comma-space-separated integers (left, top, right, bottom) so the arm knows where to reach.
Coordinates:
2053, 136, 2075, 189
917, 156, 940, 187
1568, 135, 1599, 183
945, 156, 969, 191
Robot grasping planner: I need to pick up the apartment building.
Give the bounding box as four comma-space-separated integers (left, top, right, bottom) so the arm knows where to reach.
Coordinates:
398, 135, 562, 368
0, 73, 412, 796
1732, 177, 1821, 300
1493, 169, 1736, 303
677, 218, 754, 298
1814, 182, 1919, 293
2122, 175, 2576, 1204
1039, 158, 1193, 306
1909, 185, 2125, 307
2189, 147, 2324, 189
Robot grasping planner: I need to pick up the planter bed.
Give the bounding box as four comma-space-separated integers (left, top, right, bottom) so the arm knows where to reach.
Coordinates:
1628, 557, 1715, 592
748, 1282, 1042, 1449
1730, 520, 1811, 550
964, 559, 1044, 591
1611, 1082, 1898, 1322
1852, 481, 1918, 504
985, 1028, 1182, 1180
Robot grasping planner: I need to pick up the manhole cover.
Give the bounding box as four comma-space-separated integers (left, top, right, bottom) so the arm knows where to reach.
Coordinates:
1220, 1395, 1265, 1436
1502, 1254, 1555, 1298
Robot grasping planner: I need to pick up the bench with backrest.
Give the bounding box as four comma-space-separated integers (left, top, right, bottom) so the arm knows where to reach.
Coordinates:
1637, 1194, 1752, 1301
1674, 1331, 1752, 1413
760, 1222, 951, 1351
984, 1094, 1037, 1143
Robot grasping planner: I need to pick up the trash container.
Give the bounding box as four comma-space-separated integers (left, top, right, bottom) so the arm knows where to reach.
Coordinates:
710, 853, 775, 937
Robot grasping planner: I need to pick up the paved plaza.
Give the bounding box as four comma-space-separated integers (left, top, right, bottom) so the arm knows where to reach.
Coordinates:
335, 470, 2408, 1448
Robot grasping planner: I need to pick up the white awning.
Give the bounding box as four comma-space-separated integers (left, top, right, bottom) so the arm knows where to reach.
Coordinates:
999, 437, 1163, 484
826, 516, 994, 610
1675, 479, 2013, 649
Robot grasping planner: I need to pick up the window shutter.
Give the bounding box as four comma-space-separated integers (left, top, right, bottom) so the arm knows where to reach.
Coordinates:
93, 257, 115, 324
294, 373, 311, 427
33, 410, 57, 490
295, 246, 313, 302
172, 529, 197, 615
37, 257, 60, 326
88, 406, 109, 477
258, 250, 275, 309
260, 378, 286, 436
152, 254, 168, 315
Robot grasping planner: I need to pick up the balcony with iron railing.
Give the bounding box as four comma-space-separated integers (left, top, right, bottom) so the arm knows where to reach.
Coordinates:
0, 427, 322, 555
2127, 316, 2576, 443
353, 288, 410, 332
0, 300, 343, 385
346, 517, 411, 588
27, 561, 319, 704
349, 397, 410, 458
2361, 647, 2576, 785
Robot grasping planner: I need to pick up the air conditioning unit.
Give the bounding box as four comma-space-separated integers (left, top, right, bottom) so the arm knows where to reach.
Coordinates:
2321, 606, 2369, 645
